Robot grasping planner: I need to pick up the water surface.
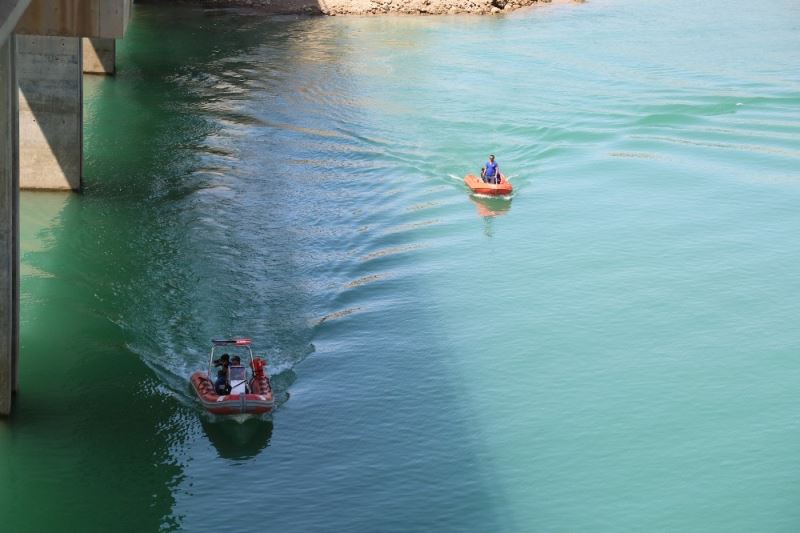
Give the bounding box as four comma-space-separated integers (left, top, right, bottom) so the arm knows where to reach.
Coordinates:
2, 0, 800, 530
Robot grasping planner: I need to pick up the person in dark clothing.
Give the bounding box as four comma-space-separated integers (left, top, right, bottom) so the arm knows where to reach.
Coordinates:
213, 353, 230, 372
231, 355, 241, 366
214, 369, 230, 395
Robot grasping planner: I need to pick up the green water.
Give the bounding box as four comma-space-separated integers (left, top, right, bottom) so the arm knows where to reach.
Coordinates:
2, 0, 800, 530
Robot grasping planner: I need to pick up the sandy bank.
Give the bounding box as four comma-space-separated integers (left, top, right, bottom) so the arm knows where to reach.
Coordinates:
180, 0, 583, 16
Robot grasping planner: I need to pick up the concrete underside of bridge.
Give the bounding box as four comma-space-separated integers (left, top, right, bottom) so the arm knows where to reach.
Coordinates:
15, 0, 129, 190
16, 0, 131, 39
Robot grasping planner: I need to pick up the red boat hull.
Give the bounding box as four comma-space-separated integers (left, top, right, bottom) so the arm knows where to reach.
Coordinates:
464, 173, 513, 196
191, 371, 275, 415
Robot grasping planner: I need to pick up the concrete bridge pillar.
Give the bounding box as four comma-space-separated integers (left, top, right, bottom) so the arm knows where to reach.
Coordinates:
1, 0, 131, 413
83, 37, 114, 75
17, 35, 83, 190
0, 37, 20, 416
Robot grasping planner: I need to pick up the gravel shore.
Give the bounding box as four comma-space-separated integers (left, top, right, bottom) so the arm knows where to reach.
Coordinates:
188, 0, 583, 16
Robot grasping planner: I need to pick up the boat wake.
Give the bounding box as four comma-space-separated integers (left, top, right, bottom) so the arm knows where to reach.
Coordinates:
471, 192, 514, 201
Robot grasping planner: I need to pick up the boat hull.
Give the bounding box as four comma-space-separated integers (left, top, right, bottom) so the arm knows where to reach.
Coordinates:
191, 371, 275, 415
464, 173, 513, 196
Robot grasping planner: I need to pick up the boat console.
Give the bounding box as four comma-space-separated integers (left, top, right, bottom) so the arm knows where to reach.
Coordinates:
229, 365, 248, 394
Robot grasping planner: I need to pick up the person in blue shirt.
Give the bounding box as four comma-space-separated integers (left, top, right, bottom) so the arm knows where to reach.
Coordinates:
481, 155, 500, 184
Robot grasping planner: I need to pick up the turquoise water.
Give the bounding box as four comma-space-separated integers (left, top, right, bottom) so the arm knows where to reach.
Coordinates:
2, 0, 800, 530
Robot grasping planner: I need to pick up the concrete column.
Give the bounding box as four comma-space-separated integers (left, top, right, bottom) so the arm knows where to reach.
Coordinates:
82, 37, 114, 75
0, 37, 20, 416
17, 35, 82, 191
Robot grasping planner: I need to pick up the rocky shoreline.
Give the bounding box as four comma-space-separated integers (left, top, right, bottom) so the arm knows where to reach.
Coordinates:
183, 0, 582, 16
319, 0, 555, 16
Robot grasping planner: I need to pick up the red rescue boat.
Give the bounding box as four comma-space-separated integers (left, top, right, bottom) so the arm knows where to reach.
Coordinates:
190, 338, 275, 416
464, 173, 513, 197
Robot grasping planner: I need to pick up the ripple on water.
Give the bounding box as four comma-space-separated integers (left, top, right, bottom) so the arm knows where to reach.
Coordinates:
41, 2, 800, 531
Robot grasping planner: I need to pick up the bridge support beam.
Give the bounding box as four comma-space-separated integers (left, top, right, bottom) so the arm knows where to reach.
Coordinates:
17, 35, 82, 190
0, 37, 20, 416
83, 37, 114, 75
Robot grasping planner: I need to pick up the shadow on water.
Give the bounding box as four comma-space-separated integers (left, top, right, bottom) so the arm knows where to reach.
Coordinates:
2, 7, 306, 531
6, 6, 513, 531
200, 416, 273, 460
470, 194, 512, 218
3, 190, 186, 531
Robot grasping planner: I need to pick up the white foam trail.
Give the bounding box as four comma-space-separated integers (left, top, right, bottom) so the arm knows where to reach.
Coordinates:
472, 193, 514, 201
265, 360, 295, 376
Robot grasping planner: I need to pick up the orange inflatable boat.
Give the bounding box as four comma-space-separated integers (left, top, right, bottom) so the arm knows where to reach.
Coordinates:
191, 339, 274, 416
464, 173, 513, 196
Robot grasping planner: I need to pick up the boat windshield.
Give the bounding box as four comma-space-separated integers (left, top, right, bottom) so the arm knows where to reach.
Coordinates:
229, 366, 246, 382
208, 339, 254, 375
